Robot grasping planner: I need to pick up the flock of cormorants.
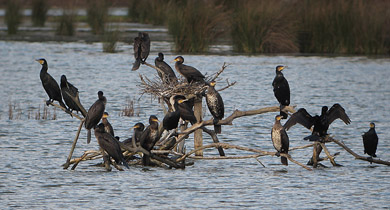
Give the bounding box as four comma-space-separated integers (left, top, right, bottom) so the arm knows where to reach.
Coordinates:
36, 32, 379, 169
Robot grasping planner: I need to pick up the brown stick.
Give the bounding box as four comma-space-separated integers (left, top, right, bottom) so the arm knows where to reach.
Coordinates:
63, 119, 85, 169
319, 142, 337, 166
329, 137, 390, 166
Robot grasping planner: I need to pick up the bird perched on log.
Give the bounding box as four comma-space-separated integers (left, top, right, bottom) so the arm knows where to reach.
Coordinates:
176, 96, 197, 125
122, 122, 145, 146
205, 81, 224, 134
362, 122, 378, 158
271, 115, 289, 166
272, 65, 290, 119
94, 123, 129, 169
163, 96, 181, 131
132, 32, 150, 71
155, 52, 177, 84
140, 115, 160, 166
101, 112, 114, 137
174, 56, 205, 83
283, 103, 351, 141
37, 58, 68, 110
60, 75, 87, 117
85, 91, 106, 144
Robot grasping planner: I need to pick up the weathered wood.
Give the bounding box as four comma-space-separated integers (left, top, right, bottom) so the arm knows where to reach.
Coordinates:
319, 142, 338, 166
193, 97, 203, 156
312, 142, 318, 168
202, 127, 225, 156
63, 119, 85, 169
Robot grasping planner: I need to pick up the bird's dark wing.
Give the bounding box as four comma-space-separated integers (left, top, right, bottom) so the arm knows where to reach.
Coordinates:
139, 126, 151, 149
182, 64, 205, 79
133, 37, 141, 59
141, 34, 150, 60
280, 129, 289, 153
327, 104, 351, 125
283, 108, 314, 130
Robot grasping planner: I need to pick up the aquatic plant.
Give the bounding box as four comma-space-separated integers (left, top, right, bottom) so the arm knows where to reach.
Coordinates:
120, 98, 139, 117
230, 0, 298, 53
167, 0, 229, 53
102, 28, 119, 53
31, 0, 49, 27
5, 0, 22, 35
56, 10, 76, 36
127, 0, 169, 25
86, 0, 110, 34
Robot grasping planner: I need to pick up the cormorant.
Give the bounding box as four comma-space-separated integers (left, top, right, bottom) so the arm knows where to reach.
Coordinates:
284, 104, 351, 141
271, 115, 289, 166
155, 52, 177, 84
122, 122, 145, 146
94, 123, 129, 169
176, 97, 197, 124
139, 115, 160, 166
60, 75, 87, 117
132, 32, 150, 71
162, 96, 181, 131
174, 56, 205, 83
102, 112, 114, 137
362, 122, 378, 158
37, 58, 67, 109
85, 91, 106, 144
205, 81, 224, 134
272, 65, 290, 119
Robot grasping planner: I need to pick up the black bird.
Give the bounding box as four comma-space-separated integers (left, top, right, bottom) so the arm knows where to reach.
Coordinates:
176, 96, 197, 124
60, 75, 87, 117
205, 81, 224, 134
140, 115, 160, 166
132, 32, 150, 71
163, 96, 181, 131
94, 123, 129, 169
272, 65, 290, 119
362, 122, 378, 158
155, 52, 177, 84
102, 112, 114, 137
122, 122, 145, 146
284, 104, 351, 141
174, 56, 205, 83
37, 58, 67, 109
85, 91, 106, 144
271, 115, 289, 166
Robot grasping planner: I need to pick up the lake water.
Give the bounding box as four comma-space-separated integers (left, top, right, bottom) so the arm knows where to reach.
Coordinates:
0, 41, 390, 209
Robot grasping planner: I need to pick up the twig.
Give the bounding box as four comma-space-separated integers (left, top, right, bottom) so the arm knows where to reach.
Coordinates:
63, 119, 85, 169
319, 142, 338, 166
46, 101, 83, 120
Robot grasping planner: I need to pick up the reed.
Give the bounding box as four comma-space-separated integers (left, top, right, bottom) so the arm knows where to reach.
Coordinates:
230, 0, 298, 53
120, 98, 139, 117
86, 0, 110, 34
8, 102, 22, 120
56, 10, 76, 36
167, 0, 229, 53
127, 0, 169, 25
5, 0, 22, 35
31, 0, 49, 27
102, 27, 119, 53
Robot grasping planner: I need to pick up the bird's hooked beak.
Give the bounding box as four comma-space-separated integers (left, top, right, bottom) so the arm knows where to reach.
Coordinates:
152, 118, 159, 122
36, 59, 44, 65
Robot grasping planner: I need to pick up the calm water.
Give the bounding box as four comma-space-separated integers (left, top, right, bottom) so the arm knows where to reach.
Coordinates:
0, 41, 390, 209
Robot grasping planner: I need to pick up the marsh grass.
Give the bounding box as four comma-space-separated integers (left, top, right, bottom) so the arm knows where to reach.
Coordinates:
31, 0, 49, 27
230, 0, 298, 53
167, 0, 230, 53
127, 0, 169, 25
5, 0, 22, 35
8, 102, 22, 120
30, 105, 56, 120
120, 98, 139, 117
56, 10, 76, 36
87, 0, 110, 34
102, 25, 120, 53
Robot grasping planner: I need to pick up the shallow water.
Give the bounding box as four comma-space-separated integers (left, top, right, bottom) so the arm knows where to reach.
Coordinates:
0, 41, 390, 209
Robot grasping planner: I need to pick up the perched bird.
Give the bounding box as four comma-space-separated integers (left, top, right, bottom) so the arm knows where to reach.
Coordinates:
176, 96, 197, 124
94, 123, 129, 169
205, 81, 224, 134
271, 115, 289, 166
60, 75, 87, 117
174, 56, 205, 83
362, 122, 378, 158
155, 52, 177, 84
132, 32, 150, 71
139, 115, 160, 165
162, 96, 181, 131
85, 91, 106, 144
101, 112, 114, 137
284, 104, 351, 141
37, 58, 68, 109
272, 65, 290, 119
122, 122, 145, 146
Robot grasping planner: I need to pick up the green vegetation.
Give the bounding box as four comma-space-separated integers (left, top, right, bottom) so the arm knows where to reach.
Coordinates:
31, 0, 49, 27
86, 0, 110, 34
56, 11, 76, 36
5, 0, 22, 35
102, 27, 119, 53
127, 0, 168, 25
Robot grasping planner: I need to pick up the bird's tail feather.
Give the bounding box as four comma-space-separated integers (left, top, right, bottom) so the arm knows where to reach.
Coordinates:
132, 59, 141, 71
87, 129, 91, 144
281, 156, 288, 166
